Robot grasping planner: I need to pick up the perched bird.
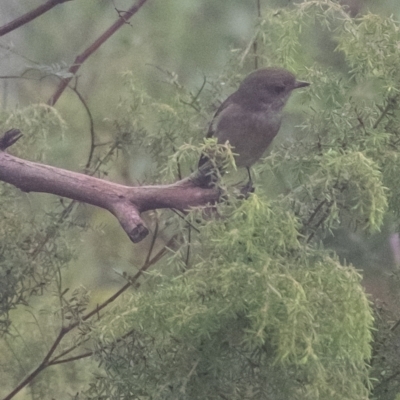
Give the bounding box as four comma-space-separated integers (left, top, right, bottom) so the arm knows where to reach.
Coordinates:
198, 67, 310, 187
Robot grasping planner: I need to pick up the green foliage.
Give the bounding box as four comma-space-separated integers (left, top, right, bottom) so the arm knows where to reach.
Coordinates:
86, 197, 372, 399
0, 201, 75, 334
0, 106, 72, 334
4, 0, 400, 399
79, 1, 400, 398
110, 71, 219, 183
0, 104, 67, 161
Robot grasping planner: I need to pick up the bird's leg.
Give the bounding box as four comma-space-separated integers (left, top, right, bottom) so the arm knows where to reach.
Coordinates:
246, 167, 253, 186
240, 167, 255, 197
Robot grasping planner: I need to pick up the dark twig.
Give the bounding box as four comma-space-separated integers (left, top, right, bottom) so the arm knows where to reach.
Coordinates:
49, 329, 135, 366
373, 97, 397, 130
30, 200, 77, 260
49, 337, 91, 363
256, 0, 261, 16
305, 199, 327, 228
0, 0, 72, 37
306, 202, 333, 243
90, 141, 120, 176
170, 209, 200, 233
190, 75, 207, 105
73, 235, 176, 329
185, 225, 192, 268
390, 318, 400, 332
0, 129, 22, 151
48, 0, 150, 106
180, 75, 207, 112
144, 221, 159, 266
253, 0, 262, 69
68, 86, 96, 170
3, 328, 67, 400
2, 237, 175, 400
48, 351, 93, 365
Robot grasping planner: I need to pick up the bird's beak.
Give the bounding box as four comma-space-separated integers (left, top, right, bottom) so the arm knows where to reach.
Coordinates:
294, 80, 310, 89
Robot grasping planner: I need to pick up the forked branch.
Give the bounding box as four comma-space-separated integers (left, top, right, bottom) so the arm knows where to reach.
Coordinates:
0, 130, 218, 243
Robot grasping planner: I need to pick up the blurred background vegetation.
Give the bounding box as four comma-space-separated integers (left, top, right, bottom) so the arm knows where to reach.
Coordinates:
1, 0, 398, 293
2, 0, 400, 399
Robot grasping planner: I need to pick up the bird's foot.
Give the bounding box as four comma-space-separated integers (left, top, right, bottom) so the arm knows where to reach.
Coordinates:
239, 180, 255, 199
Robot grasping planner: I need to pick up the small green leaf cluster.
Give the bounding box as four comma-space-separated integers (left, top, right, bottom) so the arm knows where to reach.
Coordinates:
111, 71, 209, 183
0, 104, 67, 161
86, 196, 372, 399
3, 1, 400, 398
84, 1, 400, 399
254, 3, 400, 239
0, 106, 72, 334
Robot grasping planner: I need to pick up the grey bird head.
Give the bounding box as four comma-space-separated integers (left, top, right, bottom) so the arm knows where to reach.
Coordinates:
233, 67, 310, 111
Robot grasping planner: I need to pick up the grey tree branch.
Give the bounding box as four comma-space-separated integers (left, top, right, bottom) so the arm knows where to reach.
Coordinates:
0, 130, 217, 243
0, 0, 72, 37
48, 0, 150, 106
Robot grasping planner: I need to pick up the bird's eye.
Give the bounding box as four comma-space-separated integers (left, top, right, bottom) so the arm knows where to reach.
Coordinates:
272, 85, 285, 94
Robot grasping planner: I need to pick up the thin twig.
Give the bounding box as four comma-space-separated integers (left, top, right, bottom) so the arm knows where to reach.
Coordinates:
305, 199, 327, 227
90, 141, 119, 176
73, 235, 176, 329
68, 86, 96, 170
2, 236, 175, 400
49, 337, 91, 363
0, 0, 72, 37
253, 0, 262, 69
390, 318, 400, 332
170, 209, 200, 233
48, 0, 150, 106
306, 200, 333, 244
48, 351, 93, 365
49, 328, 135, 366
373, 97, 397, 129
179, 75, 207, 112
144, 221, 159, 266
0, 129, 22, 151
3, 328, 66, 400
185, 225, 191, 268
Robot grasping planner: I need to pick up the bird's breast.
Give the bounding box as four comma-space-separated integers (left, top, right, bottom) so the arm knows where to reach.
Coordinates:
215, 105, 282, 168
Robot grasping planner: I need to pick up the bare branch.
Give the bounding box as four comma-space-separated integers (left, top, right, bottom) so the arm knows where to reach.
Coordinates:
0, 0, 72, 37
2, 233, 176, 400
68, 86, 96, 170
48, 0, 150, 106
0, 129, 23, 150
48, 351, 93, 365
2, 327, 67, 400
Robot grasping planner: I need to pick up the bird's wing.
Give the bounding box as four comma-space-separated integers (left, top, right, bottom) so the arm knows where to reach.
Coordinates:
198, 92, 239, 171
205, 94, 236, 138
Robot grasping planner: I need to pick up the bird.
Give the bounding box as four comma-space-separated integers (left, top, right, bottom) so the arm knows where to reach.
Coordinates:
198, 67, 310, 188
